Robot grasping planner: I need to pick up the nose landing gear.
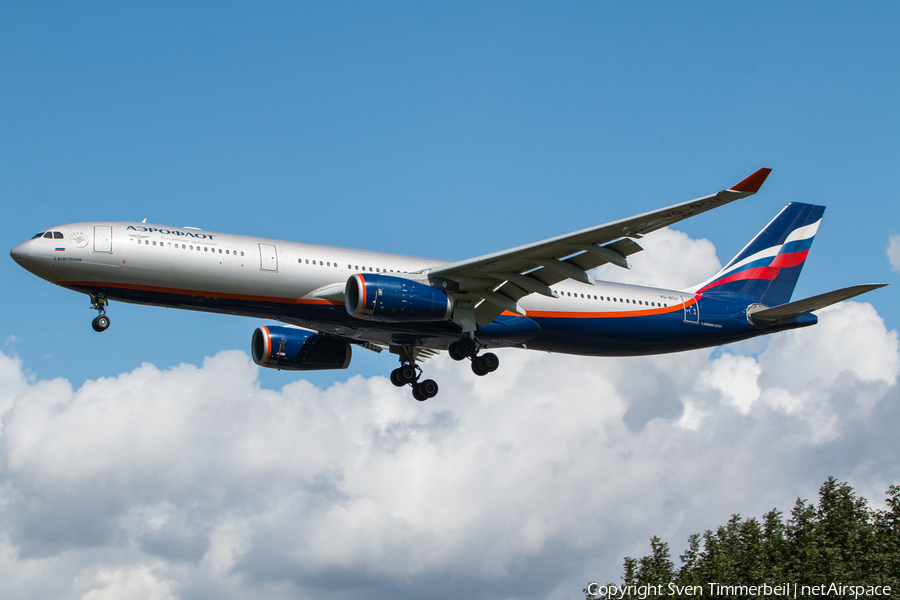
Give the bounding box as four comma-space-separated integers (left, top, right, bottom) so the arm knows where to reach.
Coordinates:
448, 337, 499, 377
90, 293, 110, 332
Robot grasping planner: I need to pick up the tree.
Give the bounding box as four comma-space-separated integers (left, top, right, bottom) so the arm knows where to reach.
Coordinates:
589, 478, 900, 600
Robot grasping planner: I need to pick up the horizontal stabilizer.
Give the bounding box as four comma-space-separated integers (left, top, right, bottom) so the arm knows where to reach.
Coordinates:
747, 284, 887, 326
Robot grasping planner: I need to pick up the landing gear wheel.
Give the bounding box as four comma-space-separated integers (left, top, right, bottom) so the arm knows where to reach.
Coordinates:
390, 368, 405, 387
419, 379, 439, 398
456, 337, 478, 358
397, 364, 418, 384
92, 315, 110, 332
412, 379, 438, 401
448, 342, 465, 361
472, 359, 488, 376
478, 352, 499, 373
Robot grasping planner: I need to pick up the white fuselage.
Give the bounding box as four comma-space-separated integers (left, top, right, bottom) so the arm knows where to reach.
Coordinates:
13, 221, 688, 322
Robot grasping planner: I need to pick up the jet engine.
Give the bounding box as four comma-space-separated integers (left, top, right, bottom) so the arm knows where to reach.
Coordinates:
344, 274, 453, 322
251, 326, 351, 370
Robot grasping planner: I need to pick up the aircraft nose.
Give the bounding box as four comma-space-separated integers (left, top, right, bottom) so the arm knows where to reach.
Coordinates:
10, 241, 30, 266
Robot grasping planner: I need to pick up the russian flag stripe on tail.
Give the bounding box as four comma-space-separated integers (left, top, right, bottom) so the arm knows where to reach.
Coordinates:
689, 202, 825, 305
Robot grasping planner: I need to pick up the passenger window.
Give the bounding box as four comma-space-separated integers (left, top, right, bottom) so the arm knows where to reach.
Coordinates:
190, 245, 193, 250
240, 251, 244, 256
355, 265, 358, 270
218, 249, 222, 254
327, 262, 331, 267
204, 247, 208, 252
153, 241, 156, 246
54, 232, 64, 239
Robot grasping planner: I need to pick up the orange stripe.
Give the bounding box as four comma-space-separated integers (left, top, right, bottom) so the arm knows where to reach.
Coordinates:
359, 274, 367, 313
62, 280, 692, 320
261, 326, 271, 360
502, 299, 691, 319
294, 299, 343, 306
58, 281, 343, 306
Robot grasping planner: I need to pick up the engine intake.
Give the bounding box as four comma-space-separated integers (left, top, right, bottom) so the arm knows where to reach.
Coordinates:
251, 326, 351, 371
345, 274, 453, 322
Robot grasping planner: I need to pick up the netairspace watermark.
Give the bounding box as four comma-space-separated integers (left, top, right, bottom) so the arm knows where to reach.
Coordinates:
583, 582, 893, 599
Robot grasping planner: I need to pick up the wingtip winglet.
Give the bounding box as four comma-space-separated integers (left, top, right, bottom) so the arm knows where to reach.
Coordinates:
730, 167, 773, 194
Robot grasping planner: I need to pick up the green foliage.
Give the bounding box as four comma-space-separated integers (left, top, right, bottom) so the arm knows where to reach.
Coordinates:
596, 478, 900, 600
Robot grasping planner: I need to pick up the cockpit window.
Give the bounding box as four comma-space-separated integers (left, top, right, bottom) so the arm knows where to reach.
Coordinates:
43, 232, 53, 239
32, 232, 45, 239
53, 232, 64, 239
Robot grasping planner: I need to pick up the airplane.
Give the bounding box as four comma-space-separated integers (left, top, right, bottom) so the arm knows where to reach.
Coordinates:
9, 168, 886, 401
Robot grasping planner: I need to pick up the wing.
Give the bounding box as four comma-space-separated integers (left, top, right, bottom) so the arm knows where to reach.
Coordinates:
428, 168, 772, 328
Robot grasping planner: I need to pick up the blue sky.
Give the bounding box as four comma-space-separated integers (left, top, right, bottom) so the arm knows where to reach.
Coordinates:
1, 4, 899, 599
3, 3, 898, 386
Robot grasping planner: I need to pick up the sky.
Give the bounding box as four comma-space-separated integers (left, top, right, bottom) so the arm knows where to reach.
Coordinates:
1, 3, 899, 599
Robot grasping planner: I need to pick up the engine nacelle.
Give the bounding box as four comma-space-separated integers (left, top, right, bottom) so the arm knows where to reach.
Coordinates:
251, 326, 351, 371
344, 274, 453, 322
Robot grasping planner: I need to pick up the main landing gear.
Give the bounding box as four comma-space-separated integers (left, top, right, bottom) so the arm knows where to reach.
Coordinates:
90, 293, 110, 332
390, 362, 439, 402
389, 337, 499, 402
448, 337, 499, 377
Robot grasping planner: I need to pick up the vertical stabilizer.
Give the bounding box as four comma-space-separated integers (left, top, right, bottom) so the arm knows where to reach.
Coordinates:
687, 203, 825, 305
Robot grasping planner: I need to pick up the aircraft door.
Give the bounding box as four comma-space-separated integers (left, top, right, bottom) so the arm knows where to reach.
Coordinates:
259, 243, 278, 271
93, 226, 112, 253
681, 295, 699, 323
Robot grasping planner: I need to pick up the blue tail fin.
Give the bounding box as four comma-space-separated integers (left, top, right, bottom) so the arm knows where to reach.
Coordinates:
689, 203, 825, 305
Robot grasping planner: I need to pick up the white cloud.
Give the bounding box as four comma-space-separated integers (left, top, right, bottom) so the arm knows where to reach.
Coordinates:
0, 232, 897, 600
77, 565, 178, 600
698, 353, 761, 414
889, 234, 900, 272
591, 227, 721, 290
